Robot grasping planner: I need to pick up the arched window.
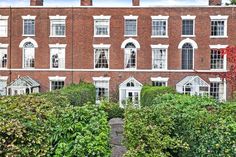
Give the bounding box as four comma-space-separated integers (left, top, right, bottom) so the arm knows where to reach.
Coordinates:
182, 43, 193, 69
125, 42, 136, 69
23, 42, 35, 68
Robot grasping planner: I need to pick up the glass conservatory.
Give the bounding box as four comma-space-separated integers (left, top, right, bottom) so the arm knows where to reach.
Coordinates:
176, 76, 210, 96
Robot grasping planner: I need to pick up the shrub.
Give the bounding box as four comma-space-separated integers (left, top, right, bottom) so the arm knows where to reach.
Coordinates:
60, 83, 96, 106
101, 101, 124, 120
140, 85, 175, 106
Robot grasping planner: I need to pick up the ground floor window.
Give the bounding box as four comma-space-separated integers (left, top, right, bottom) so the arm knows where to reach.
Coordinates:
210, 82, 224, 100
0, 77, 7, 96
152, 81, 167, 87
93, 77, 110, 103
51, 81, 64, 90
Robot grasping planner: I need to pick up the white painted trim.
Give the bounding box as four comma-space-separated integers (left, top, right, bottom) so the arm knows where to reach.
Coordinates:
210, 15, 229, 20
49, 43, 67, 48
19, 37, 38, 48
0, 76, 8, 80
209, 44, 228, 49
151, 15, 169, 20
48, 76, 66, 81
121, 38, 140, 49
93, 44, 111, 49
151, 77, 169, 82
49, 15, 67, 20
124, 15, 138, 19
178, 38, 198, 49
22, 15, 36, 20
93, 45, 110, 69
93, 15, 111, 20
209, 77, 222, 82
181, 15, 196, 20
92, 77, 111, 81
151, 44, 169, 49
0, 15, 9, 20
0, 43, 9, 48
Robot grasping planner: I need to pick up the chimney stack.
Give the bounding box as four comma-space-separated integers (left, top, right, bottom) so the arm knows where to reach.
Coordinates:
81, 0, 93, 6
30, 0, 43, 6
209, 0, 222, 6
132, 0, 140, 6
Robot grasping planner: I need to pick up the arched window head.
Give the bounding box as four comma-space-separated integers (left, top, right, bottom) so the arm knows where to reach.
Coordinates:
125, 42, 136, 49
127, 81, 135, 87
24, 42, 34, 48
182, 43, 193, 49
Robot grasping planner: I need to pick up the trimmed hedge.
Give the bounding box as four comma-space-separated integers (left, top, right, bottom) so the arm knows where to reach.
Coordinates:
0, 83, 110, 157
140, 85, 175, 106
101, 101, 124, 120
124, 92, 236, 156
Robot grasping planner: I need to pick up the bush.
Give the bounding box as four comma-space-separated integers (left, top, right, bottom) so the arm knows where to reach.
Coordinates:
0, 85, 110, 156
140, 85, 175, 106
124, 93, 236, 156
101, 101, 124, 120
60, 83, 96, 106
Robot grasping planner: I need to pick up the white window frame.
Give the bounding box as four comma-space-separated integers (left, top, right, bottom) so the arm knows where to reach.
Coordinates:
209, 77, 226, 101
151, 77, 169, 86
0, 15, 9, 37
124, 15, 138, 37
22, 15, 36, 37
151, 44, 169, 70
181, 15, 196, 37
0, 76, 8, 96
0, 43, 8, 69
210, 15, 228, 38
93, 15, 111, 37
48, 76, 66, 91
49, 43, 66, 69
151, 15, 169, 38
93, 77, 110, 104
49, 15, 67, 38
93, 44, 110, 70
209, 45, 227, 71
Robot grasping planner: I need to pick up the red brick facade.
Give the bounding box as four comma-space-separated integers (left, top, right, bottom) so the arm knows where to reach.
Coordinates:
0, 0, 234, 101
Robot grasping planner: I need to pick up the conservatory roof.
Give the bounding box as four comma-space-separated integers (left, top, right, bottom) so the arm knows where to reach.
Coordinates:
8, 76, 40, 87
176, 76, 209, 87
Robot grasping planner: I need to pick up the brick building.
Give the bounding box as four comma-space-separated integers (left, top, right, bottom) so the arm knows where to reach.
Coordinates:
0, 0, 234, 105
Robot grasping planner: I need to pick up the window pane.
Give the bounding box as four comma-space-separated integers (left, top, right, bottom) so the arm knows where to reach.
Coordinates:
94, 80, 109, 102
95, 48, 109, 69
51, 81, 64, 90
0, 48, 7, 68
125, 19, 137, 35
211, 49, 224, 69
23, 42, 35, 68
0, 20, 7, 36
152, 81, 167, 87
182, 43, 193, 69
125, 48, 136, 69
50, 48, 65, 69
211, 20, 225, 36
152, 48, 167, 69
152, 20, 167, 36
182, 20, 194, 35
95, 20, 109, 36
24, 19, 35, 35
51, 20, 66, 36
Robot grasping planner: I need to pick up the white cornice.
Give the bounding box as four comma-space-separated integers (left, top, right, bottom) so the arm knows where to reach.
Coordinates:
93, 15, 111, 20
151, 15, 169, 20
49, 15, 67, 20
22, 15, 36, 20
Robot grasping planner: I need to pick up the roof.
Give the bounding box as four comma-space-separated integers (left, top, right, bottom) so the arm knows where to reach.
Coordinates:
8, 76, 40, 87
176, 76, 209, 87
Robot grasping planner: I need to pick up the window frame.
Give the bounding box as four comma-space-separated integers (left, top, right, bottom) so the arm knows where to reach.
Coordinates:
48, 76, 66, 91
124, 15, 138, 37
181, 15, 196, 37
93, 77, 110, 104
22, 15, 36, 36
49, 15, 67, 38
49, 43, 66, 69
209, 77, 226, 101
93, 15, 111, 38
0, 15, 9, 37
209, 45, 227, 71
0, 44, 8, 69
93, 44, 110, 70
151, 16, 169, 38
151, 44, 169, 70
210, 15, 228, 38
151, 77, 169, 86
22, 42, 35, 69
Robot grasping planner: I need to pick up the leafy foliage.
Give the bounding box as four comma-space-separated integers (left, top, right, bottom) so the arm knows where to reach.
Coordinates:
101, 101, 124, 120
140, 85, 175, 107
0, 83, 110, 157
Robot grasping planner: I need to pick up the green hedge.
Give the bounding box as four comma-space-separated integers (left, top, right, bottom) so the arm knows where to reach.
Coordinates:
0, 84, 110, 157
140, 85, 175, 106
101, 101, 124, 120
125, 93, 236, 157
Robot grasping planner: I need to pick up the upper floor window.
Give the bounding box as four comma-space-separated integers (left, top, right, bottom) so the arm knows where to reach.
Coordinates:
0, 44, 8, 69
210, 15, 228, 38
124, 16, 138, 36
49, 44, 66, 69
151, 16, 169, 37
93, 77, 110, 104
49, 15, 67, 37
125, 43, 137, 69
0, 15, 9, 37
210, 45, 227, 70
182, 43, 193, 70
181, 15, 196, 37
93, 16, 111, 37
22, 15, 36, 36
49, 76, 66, 91
23, 42, 35, 68
151, 45, 169, 70
93, 44, 110, 69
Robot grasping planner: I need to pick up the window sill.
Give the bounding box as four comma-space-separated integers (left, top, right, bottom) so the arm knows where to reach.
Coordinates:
152, 68, 168, 71
210, 36, 228, 39
181, 35, 196, 38
210, 69, 226, 71
0, 35, 8, 37
124, 68, 137, 70
94, 35, 110, 38
151, 36, 168, 38
50, 68, 66, 70
22, 34, 35, 37
124, 35, 138, 37
94, 68, 109, 70
49, 35, 66, 38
